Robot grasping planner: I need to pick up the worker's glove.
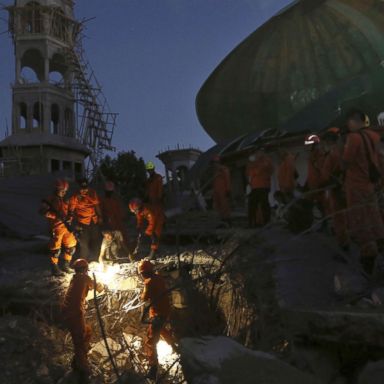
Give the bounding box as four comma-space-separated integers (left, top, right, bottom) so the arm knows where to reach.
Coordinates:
45, 212, 56, 220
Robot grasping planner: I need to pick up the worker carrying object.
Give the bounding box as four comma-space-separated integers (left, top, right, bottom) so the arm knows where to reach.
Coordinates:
138, 260, 173, 381
100, 181, 129, 244
40, 179, 76, 276
68, 178, 102, 260
145, 161, 164, 209
212, 155, 232, 224
62, 259, 104, 381
129, 198, 165, 260
246, 149, 274, 227
342, 109, 384, 274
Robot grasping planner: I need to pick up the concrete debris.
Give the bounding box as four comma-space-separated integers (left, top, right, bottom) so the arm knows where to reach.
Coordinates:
89, 337, 127, 368
180, 336, 322, 384
0, 315, 70, 384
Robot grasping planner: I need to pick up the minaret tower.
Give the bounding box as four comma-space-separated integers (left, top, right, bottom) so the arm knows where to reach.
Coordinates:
0, 0, 88, 176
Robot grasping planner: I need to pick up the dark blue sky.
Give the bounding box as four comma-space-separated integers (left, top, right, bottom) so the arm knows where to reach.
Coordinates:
0, 0, 290, 169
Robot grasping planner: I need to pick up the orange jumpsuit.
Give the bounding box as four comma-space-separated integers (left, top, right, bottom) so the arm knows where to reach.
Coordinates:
212, 165, 231, 219
277, 152, 297, 201
69, 189, 101, 260
307, 146, 327, 206
146, 173, 164, 208
69, 189, 101, 226
321, 146, 348, 247
246, 154, 274, 226
343, 129, 384, 258
142, 273, 173, 367
101, 195, 128, 242
43, 195, 77, 265
136, 205, 165, 251
62, 273, 94, 375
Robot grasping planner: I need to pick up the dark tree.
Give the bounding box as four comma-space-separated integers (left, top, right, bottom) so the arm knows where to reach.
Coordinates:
99, 151, 147, 202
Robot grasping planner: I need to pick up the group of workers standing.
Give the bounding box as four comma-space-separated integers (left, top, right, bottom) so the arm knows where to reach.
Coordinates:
40, 161, 170, 381
40, 161, 166, 276
212, 109, 384, 276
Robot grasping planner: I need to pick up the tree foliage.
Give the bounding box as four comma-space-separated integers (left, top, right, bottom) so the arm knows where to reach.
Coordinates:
99, 151, 147, 202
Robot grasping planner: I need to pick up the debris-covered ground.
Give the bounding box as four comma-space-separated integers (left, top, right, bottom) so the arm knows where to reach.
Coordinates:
1, 211, 384, 383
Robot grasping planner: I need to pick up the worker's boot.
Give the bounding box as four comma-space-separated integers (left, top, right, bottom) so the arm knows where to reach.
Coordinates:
146, 365, 158, 380
51, 263, 64, 277
61, 260, 74, 274
148, 249, 156, 260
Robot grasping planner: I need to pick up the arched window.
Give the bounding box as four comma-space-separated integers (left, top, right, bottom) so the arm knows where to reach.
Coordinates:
52, 8, 66, 41
48, 71, 65, 86
50, 104, 60, 134
64, 108, 74, 136
33, 102, 43, 129
49, 54, 68, 86
19, 102, 27, 129
21, 49, 44, 82
23, 2, 43, 34
20, 67, 39, 84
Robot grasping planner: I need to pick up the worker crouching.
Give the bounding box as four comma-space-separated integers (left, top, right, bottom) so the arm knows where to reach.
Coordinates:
138, 260, 173, 380
62, 259, 104, 382
129, 198, 165, 260
99, 229, 130, 264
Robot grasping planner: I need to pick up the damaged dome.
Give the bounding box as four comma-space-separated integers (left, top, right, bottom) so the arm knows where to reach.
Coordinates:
196, 0, 384, 143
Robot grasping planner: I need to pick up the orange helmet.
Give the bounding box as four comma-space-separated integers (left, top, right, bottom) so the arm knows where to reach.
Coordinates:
55, 179, 69, 191
73, 259, 89, 271
138, 260, 154, 274
129, 198, 143, 213
105, 181, 115, 192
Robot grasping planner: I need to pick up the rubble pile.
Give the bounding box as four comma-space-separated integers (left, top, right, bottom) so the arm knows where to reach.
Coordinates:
0, 314, 71, 384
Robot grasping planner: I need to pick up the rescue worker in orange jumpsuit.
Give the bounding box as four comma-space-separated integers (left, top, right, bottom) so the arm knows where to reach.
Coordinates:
100, 181, 128, 244
246, 149, 274, 227
145, 161, 164, 210
129, 198, 165, 260
321, 127, 349, 250
138, 260, 173, 380
68, 178, 102, 260
305, 135, 327, 214
40, 179, 76, 276
277, 150, 298, 204
342, 109, 384, 274
212, 155, 232, 224
62, 259, 104, 382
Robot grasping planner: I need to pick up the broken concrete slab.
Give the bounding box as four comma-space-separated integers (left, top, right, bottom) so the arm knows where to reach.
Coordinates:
180, 336, 322, 384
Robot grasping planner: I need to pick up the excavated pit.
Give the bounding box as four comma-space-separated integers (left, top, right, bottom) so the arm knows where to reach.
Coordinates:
2, 225, 384, 383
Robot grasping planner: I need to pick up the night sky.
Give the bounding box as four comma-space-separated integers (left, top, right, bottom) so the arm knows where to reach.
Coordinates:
0, 0, 291, 170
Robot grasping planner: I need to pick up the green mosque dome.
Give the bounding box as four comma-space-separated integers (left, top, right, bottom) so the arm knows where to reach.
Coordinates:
196, 0, 384, 143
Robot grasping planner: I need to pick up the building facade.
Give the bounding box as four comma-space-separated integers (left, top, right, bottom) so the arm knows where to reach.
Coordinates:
0, 0, 88, 177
